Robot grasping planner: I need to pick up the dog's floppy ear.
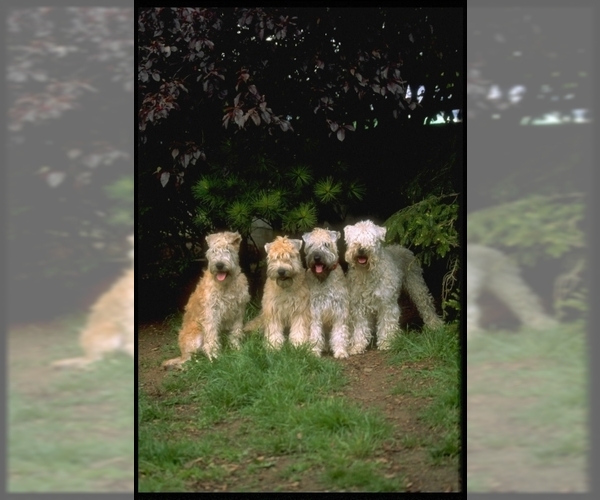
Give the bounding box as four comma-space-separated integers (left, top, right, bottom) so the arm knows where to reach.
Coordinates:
375, 225, 387, 242
225, 231, 242, 248
343, 225, 355, 241
264, 241, 273, 253
289, 239, 303, 252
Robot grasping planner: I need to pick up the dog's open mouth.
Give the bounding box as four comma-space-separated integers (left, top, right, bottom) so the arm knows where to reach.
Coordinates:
314, 263, 325, 274
216, 272, 228, 282
357, 256, 368, 265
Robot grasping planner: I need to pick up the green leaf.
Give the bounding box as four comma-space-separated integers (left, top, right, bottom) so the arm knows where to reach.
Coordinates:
253, 190, 283, 218
347, 180, 366, 201
226, 201, 252, 232
286, 165, 313, 188
314, 176, 343, 203
283, 202, 317, 232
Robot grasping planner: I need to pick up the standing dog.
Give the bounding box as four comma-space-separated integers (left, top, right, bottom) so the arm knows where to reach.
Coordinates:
344, 220, 443, 354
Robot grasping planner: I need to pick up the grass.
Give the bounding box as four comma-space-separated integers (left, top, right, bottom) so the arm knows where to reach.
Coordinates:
388, 324, 461, 465
139, 316, 460, 492
8, 316, 133, 492
467, 320, 588, 491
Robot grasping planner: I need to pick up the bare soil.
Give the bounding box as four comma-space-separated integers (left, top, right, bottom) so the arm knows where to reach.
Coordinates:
138, 322, 460, 492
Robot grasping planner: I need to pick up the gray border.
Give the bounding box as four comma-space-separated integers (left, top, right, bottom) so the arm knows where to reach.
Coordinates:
3, 1, 134, 498
467, 0, 596, 497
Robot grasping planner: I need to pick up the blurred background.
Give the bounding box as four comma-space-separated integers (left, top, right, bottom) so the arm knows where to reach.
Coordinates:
5, 7, 134, 492
467, 6, 591, 493
6, 7, 133, 323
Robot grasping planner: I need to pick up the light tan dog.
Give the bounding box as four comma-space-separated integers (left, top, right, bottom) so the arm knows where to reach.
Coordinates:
162, 231, 250, 368
245, 236, 310, 350
52, 234, 134, 369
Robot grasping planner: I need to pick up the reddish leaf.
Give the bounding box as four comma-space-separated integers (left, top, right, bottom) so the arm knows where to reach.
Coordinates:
172, 148, 179, 159
234, 109, 246, 127
160, 171, 170, 187
260, 110, 271, 124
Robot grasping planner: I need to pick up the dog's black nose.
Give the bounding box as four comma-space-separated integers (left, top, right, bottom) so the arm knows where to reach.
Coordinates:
216, 262, 224, 270
313, 255, 321, 262
278, 268, 286, 277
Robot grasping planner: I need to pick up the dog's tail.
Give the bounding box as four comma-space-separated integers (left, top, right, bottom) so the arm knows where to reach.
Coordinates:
391, 245, 444, 328
243, 314, 264, 333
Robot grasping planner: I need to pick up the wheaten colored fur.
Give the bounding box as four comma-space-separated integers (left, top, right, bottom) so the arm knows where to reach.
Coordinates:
247, 236, 311, 350
302, 228, 350, 358
389, 246, 444, 330
162, 231, 249, 368
52, 234, 134, 369
344, 220, 443, 354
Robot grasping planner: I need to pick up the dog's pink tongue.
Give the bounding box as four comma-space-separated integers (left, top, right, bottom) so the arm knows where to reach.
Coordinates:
217, 272, 227, 281
358, 257, 367, 264
315, 264, 324, 274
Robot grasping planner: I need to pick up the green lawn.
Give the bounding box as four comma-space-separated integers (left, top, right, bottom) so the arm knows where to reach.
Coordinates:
138, 316, 460, 492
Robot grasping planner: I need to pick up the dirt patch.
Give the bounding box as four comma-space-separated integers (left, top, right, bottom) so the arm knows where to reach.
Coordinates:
337, 350, 457, 492
137, 323, 172, 396
138, 322, 459, 492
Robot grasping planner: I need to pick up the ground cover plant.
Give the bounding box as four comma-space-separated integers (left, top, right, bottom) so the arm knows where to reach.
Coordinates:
138, 315, 460, 492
